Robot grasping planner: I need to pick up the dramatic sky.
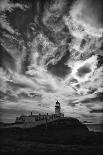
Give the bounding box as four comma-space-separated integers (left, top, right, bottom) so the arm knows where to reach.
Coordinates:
0, 0, 103, 123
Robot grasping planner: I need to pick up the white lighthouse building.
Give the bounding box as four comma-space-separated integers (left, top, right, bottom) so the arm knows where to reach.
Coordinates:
55, 100, 61, 115
55, 100, 64, 117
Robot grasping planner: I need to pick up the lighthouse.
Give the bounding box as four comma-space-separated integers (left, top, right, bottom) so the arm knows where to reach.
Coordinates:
55, 101, 61, 115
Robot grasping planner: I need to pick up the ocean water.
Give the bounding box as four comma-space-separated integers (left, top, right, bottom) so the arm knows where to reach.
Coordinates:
85, 124, 103, 132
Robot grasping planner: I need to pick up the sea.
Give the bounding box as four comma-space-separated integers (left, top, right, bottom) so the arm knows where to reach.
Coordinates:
85, 123, 103, 132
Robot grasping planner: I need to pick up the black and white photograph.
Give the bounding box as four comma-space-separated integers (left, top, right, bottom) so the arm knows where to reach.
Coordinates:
0, 0, 103, 154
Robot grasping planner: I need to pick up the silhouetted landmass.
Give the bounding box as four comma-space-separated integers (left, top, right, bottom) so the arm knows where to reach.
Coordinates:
0, 117, 103, 155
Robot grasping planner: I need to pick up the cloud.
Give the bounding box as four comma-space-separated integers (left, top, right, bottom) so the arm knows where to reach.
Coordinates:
0, 90, 18, 102
47, 49, 71, 78
90, 109, 103, 113
70, 0, 103, 29
79, 93, 103, 104
70, 55, 98, 85
0, 45, 16, 71
0, 0, 28, 12
18, 92, 42, 100
0, 0, 103, 124
77, 64, 91, 77
0, 14, 15, 34
0, 0, 29, 34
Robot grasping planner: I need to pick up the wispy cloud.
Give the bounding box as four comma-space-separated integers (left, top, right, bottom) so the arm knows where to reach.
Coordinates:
0, 0, 103, 123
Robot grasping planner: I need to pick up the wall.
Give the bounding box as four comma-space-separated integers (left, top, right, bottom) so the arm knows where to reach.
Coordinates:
3, 117, 62, 128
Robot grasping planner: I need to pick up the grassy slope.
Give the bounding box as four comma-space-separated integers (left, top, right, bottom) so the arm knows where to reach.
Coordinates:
0, 118, 103, 154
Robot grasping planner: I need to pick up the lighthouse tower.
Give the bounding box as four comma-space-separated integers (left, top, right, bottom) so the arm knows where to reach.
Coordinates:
55, 101, 61, 115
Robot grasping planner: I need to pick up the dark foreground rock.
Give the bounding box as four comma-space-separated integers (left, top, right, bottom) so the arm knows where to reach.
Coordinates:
0, 117, 103, 155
